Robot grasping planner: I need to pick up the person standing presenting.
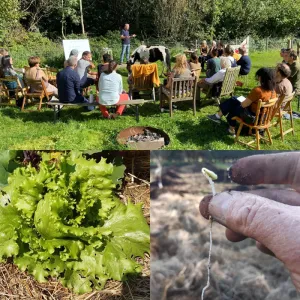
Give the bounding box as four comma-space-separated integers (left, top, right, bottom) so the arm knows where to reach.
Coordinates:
120, 23, 136, 65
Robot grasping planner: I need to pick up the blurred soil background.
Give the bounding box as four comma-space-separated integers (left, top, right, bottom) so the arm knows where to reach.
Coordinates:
150, 151, 299, 300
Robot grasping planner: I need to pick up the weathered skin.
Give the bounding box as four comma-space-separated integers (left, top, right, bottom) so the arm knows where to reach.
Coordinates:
200, 152, 300, 291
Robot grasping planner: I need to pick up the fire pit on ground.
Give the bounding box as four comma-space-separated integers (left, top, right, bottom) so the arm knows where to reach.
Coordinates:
117, 126, 170, 150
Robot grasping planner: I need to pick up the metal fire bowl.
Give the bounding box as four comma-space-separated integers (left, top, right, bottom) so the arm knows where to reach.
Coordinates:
117, 126, 170, 150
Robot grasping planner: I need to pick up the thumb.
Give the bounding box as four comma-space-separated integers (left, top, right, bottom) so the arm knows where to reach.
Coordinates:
205, 191, 300, 263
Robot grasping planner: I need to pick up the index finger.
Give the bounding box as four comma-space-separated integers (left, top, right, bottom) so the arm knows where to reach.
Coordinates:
229, 152, 300, 191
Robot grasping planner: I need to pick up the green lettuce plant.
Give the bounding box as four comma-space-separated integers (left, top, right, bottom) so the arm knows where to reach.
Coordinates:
0, 152, 150, 294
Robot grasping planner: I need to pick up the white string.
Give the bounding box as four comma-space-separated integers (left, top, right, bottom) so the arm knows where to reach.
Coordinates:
201, 172, 216, 300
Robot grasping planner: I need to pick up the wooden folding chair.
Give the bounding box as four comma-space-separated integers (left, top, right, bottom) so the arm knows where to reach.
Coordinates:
159, 76, 198, 117
0, 76, 25, 105
22, 79, 53, 111
130, 64, 159, 101
271, 92, 295, 141
232, 97, 278, 150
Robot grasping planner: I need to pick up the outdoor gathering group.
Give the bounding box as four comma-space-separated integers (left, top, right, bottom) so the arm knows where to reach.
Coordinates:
0, 22, 300, 137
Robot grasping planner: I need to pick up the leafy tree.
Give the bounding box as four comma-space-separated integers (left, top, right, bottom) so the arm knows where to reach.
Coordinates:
0, 0, 22, 42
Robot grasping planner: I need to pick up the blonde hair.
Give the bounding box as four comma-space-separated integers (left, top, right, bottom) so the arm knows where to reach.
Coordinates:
220, 57, 231, 69
173, 54, 188, 75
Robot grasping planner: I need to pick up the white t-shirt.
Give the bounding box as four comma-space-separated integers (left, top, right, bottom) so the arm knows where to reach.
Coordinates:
98, 71, 123, 105
205, 68, 226, 84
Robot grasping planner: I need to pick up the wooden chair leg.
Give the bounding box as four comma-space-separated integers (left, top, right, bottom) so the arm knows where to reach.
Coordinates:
193, 98, 196, 116
21, 96, 26, 111
290, 105, 295, 135
38, 96, 43, 111
235, 123, 243, 143
169, 100, 173, 117
153, 87, 156, 102
279, 115, 284, 141
159, 86, 162, 110
255, 129, 260, 150
266, 128, 273, 145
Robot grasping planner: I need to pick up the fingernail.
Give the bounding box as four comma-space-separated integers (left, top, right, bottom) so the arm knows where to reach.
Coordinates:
208, 192, 233, 226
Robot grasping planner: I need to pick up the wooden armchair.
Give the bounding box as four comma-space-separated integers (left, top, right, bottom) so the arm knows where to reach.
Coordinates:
271, 92, 295, 141
160, 76, 198, 117
0, 76, 25, 105
232, 97, 278, 150
22, 79, 53, 111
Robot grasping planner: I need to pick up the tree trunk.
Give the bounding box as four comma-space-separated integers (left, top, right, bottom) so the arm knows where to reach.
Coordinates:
79, 0, 85, 35
61, 0, 66, 39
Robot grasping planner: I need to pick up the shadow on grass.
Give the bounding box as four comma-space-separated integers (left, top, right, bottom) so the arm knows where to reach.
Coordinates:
175, 118, 236, 148
0, 106, 102, 124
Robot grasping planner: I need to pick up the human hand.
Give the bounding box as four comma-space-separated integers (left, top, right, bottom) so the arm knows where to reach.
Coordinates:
199, 152, 300, 291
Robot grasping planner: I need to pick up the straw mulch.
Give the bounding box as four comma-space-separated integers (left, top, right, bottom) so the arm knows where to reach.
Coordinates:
0, 177, 150, 300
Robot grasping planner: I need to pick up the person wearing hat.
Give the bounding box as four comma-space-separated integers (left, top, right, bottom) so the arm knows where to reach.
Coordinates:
236, 46, 251, 75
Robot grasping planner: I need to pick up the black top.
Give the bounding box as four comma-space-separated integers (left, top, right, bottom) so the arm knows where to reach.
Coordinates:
237, 55, 252, 75
97, 64, 109, 79
56, 66, 82, 103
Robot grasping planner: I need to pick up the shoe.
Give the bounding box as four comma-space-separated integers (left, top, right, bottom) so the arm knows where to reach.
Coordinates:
227, 128, 236, 137
207, 114, 221, 124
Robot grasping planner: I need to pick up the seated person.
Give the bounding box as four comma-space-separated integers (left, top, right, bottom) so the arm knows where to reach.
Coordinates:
189, 53, 201, 79
275, 63, 293, 96
24, 56, 58, 95
98, 60, 127, 119
287, 50, 300, 94
282, 48, 291, 64
164, 54, 193, 89
217, 41, 224, 57
207, 68, 276, 136
0, 55, 24, 90
206, 41, 217, 60
198, 56, 231, 94
63, 49, 79, 68
56, 56, 88, 103
97, 53, 111, 78
199, 40, 209, 69
206, 48, 221, 78
75, 51, 97, 89
236, 46, 251, 75
224, 46, 237, 67
0, 49, 8, 68
96, 53, 111, 92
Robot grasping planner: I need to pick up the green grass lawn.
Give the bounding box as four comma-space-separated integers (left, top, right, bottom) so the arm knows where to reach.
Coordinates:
0, 50, 299, 150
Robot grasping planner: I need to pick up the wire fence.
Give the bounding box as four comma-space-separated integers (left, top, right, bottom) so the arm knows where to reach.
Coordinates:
9, 36, 298, 68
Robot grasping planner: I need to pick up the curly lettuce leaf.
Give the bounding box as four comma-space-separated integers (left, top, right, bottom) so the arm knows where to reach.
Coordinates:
0, 150, 21, 187
0, 152, 149, 295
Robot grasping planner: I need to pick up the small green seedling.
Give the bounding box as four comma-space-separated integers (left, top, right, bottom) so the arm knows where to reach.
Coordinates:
201, 168, 218, 181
